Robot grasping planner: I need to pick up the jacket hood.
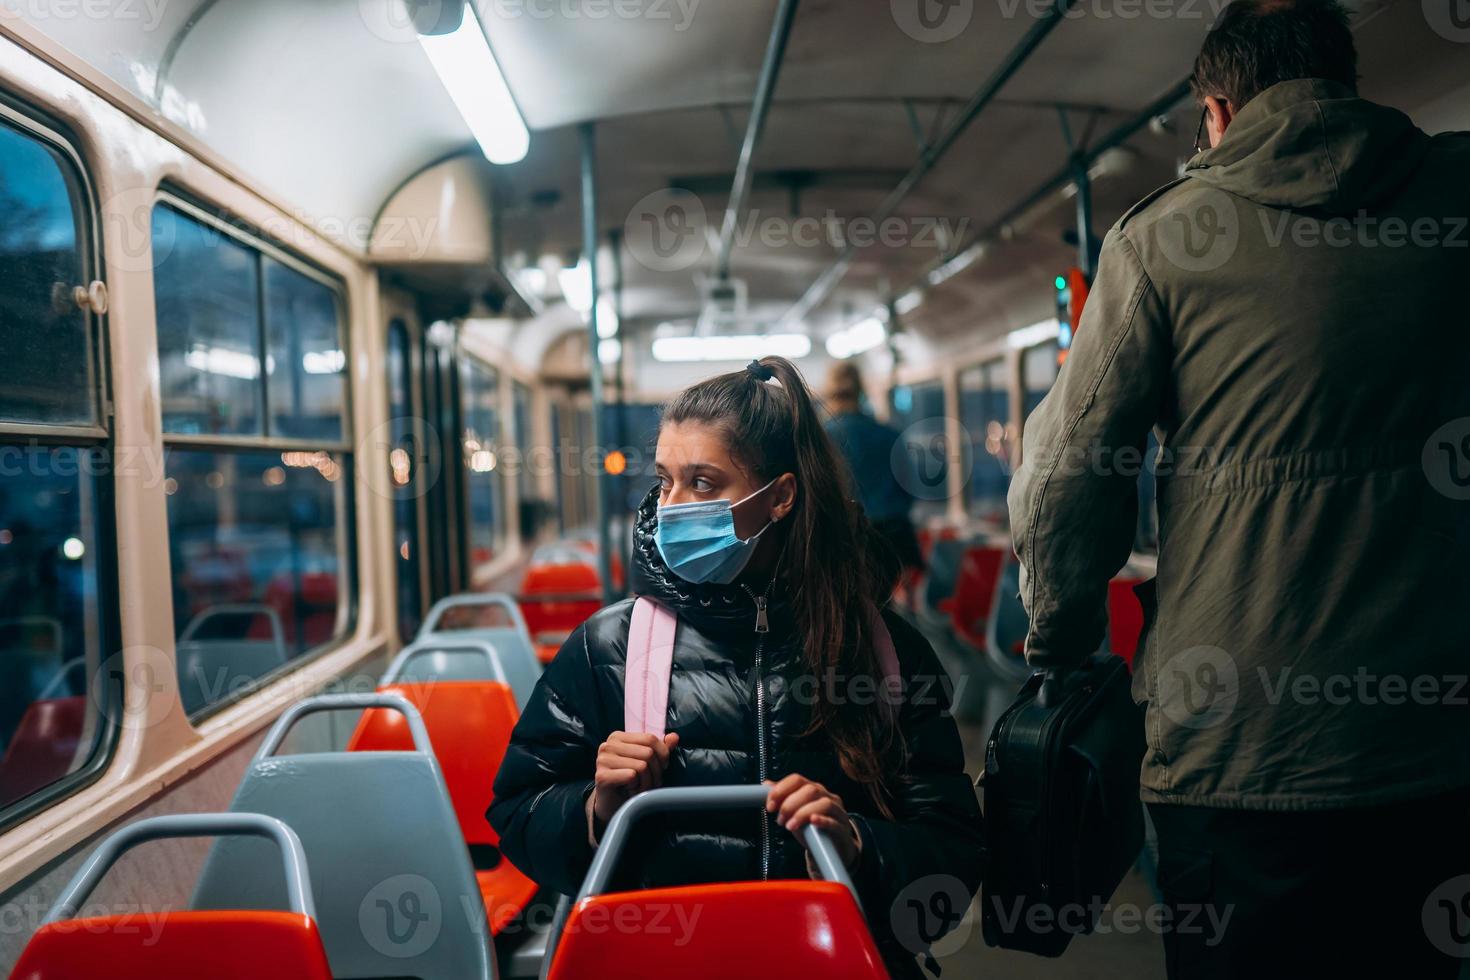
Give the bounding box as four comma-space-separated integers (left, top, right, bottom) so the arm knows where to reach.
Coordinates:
628, 484, 796, 636
1185, 79, 1430, 215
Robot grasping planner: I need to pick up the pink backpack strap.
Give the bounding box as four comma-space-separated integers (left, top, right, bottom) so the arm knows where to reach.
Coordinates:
625, 597, 678, 737
868, 605, 903, 709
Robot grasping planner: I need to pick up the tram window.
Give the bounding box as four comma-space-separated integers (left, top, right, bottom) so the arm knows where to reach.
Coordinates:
152, 200, 355, 719
0, 119, 95, 428
153, 205, 263, 437
1022, 341, 1061, 417
0, 114, 118, 827
461, 358, 505, 569
960, 360, 1010, 520
386, 320, 422, 641
264, 258, 347, 442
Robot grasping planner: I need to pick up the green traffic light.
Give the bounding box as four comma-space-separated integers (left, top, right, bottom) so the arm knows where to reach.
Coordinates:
1055, 275, 1067, 290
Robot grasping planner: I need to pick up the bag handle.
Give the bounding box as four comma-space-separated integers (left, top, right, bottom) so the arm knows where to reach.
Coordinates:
624, 597, 677, 736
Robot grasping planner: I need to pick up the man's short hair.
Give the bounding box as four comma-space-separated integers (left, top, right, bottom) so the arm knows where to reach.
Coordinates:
1190, 0, 1358, 110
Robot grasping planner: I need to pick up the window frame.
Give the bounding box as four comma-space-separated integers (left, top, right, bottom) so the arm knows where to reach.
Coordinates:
151, 190, 359, 725
959, 357, 1011, 516
0, 96, 124, 833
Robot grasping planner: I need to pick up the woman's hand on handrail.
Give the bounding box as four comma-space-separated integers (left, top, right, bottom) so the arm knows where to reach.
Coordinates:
765, 774, 862, 871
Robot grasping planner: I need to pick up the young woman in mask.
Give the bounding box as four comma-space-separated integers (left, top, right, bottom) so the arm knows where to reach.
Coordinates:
490, 357, 984, 976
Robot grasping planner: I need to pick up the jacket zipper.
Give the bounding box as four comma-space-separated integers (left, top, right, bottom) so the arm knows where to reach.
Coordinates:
741, 581, 773, 880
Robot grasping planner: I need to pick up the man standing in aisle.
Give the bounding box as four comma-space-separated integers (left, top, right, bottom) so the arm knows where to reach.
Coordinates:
1008, 1, 1470, 976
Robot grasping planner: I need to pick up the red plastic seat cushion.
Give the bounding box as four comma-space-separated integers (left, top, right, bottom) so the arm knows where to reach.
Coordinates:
547, 882, 888, 980
8, 911, 332, 980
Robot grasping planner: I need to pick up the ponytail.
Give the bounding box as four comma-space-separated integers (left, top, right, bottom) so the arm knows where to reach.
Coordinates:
663, 356, 904, 812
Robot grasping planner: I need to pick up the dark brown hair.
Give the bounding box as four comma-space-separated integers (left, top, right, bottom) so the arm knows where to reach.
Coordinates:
1190, 0, 1357, 110
663, 356, 902, 809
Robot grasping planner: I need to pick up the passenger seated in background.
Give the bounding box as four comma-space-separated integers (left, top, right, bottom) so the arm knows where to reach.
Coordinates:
1009, 1, 1470, 977
824, 362, 923, 589
490, 356, 984, 978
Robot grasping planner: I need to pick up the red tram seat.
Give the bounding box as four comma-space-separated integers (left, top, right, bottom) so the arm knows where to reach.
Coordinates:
0, 695, 85, 807
949, 545, 1007, 650
10, 911, 332, 980
8, 813, 332, 980
520, 546, 607, 663
1107, 577, 1146, 667
347, 645, 538, 934
546, 882, 888, 980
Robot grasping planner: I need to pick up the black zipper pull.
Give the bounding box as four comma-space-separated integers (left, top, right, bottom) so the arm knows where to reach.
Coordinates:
753, 595, 769, 634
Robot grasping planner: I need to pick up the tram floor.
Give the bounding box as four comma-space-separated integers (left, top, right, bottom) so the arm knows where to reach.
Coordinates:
939, 721, 1169, 979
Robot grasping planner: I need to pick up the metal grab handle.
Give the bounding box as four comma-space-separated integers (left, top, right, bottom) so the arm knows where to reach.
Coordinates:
46, 813, 314, 923
255, 693, 433, 760
420, 592, 530, 638
578, 785, 861, 904
380, 639, 510, 686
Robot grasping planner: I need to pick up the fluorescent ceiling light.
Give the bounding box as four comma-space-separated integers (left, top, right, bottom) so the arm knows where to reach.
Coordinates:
825, 317, 886, 360
418, 4, 529, 165
1007, 319, 1062, 349
652, 334, 812, 363
558, 260, 590, 314
895, 290, 924, 316
598, 338, 622, 365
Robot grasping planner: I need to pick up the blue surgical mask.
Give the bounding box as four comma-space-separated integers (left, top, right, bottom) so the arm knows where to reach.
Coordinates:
655, 479, 778, 585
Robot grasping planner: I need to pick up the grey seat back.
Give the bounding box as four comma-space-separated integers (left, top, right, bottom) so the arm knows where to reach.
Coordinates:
193, 694, 494, 980
418, 594, 541, 710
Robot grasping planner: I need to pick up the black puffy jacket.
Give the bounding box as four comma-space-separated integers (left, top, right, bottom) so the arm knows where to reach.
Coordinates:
489, 490, 986, 973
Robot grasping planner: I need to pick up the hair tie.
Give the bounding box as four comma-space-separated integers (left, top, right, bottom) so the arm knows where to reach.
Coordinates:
746, 360, 775, 382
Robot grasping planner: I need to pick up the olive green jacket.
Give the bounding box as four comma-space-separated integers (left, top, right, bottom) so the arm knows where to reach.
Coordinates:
1009, 79, 1470, 810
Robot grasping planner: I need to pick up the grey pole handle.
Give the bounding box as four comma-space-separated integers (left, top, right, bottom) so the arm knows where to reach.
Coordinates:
381, 639, 510, 686
255, 693, 433, 760
578, 785, 861, 904
46, 813, 314, 923
420, 592, 530, 638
